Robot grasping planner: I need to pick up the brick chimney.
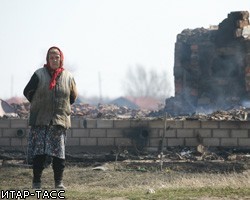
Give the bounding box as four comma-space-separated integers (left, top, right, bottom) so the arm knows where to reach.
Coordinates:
166, 11, 250, 115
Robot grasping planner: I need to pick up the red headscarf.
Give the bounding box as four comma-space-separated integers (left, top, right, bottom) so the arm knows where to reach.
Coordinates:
44, 46, 65, 90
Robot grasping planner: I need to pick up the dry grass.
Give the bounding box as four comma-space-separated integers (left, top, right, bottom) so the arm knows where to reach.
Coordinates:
1, 160, 250, 199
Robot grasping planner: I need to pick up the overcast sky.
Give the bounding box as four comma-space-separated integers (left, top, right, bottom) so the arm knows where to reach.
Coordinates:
0, 0, 250, 100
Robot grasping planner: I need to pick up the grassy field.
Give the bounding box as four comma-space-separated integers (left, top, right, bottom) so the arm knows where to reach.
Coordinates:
1, 160, 250, 200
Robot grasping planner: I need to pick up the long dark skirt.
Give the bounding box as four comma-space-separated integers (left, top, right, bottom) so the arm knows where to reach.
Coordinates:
27, 125, 67, 162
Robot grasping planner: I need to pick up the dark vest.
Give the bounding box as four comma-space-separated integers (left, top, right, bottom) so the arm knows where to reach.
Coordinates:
29, 68, 73, 128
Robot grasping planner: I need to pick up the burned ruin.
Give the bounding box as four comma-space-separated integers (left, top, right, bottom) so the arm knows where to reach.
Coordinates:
166, 11, 250, 115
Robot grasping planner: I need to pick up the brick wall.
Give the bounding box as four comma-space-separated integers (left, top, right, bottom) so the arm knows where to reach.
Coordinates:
1, 119, 250, 151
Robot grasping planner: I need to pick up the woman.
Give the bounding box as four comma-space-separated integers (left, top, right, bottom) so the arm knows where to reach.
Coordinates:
23, 46, 77, 189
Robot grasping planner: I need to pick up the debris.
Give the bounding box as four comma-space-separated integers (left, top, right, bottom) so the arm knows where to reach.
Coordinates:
3, 100, 250, 122
0, 146, 249, 173
146, 188, 155, 194
92, 165, 108, 171
197, 144, 207, 154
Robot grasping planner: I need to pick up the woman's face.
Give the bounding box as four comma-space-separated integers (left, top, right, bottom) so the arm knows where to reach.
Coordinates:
48, 49, 61, 70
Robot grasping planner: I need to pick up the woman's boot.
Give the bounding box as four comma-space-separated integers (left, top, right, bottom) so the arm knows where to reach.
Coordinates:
53, 157, 66, 189
32, 168, 43, 189
32, 155, 46, 189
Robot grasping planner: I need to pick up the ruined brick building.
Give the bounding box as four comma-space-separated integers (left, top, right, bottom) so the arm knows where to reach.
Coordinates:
165, 11, 250, 115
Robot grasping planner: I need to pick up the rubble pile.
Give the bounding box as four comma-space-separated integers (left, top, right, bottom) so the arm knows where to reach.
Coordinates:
10, 101, 30, 118
71, 103, 152, 119
1, 101, 249, 121
5, 102, 154, 120
180, 107, 250, 121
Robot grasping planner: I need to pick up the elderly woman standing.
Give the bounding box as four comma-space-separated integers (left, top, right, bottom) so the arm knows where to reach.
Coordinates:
23, 46, 77, 189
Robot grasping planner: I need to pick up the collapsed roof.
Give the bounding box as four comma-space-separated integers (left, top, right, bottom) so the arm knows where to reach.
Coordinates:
0, 99, 17, 117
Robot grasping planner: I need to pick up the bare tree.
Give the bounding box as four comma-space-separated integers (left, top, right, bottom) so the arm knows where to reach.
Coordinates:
122, 64, 172, 100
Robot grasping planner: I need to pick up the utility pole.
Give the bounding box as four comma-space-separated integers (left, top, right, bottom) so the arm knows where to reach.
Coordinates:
11, 75, 14, 98
98, 72, 102, 103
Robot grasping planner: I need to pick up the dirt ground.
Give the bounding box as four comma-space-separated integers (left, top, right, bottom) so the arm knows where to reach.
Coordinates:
1, 145, 250, 173
1, 146, 250, 199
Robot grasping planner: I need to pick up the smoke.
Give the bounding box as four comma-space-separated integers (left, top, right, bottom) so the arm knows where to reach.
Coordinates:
241, 101, 250, 108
